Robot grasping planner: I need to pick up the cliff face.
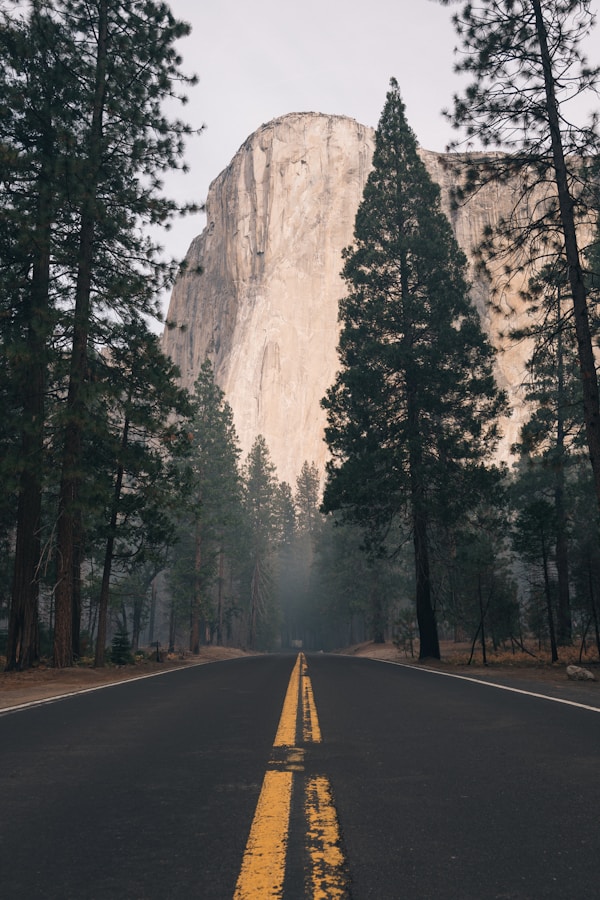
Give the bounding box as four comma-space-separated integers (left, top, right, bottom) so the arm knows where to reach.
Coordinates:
162, 113, 535, 485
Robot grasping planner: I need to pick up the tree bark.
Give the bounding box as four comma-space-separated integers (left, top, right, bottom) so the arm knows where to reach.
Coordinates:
216, 545, 224, 645
540, 525, 559, 663
190, 521, 202, 654
6, 142, 53, 670
532, 0, 600, 515
54, 0, 109, 667
478, 574, 488, 666
369, 570, 385, 643
406, 373, 440, 660
412, 503, 439, 659
554, 301, 572, 644
94, 417, 128, 667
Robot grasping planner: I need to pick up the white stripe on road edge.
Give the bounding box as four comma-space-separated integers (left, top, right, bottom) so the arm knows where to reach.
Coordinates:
378, 659, 600, 714
0, 659, 234, 717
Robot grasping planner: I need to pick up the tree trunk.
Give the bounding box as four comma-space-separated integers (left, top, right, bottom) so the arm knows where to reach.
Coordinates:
6, 147, 54, 671
540, 526, 559, 663
370, 572, 385, 643
132, 595, 143, 653
554, 292, 572, 645
190, 521, 202, 654
216, 545, 224, 645
168, 597, 176, 653
94, 417, 128, 667
478, 573, 488, 666
533, 0, 600, 515
406, 376, 440, 660
587, 557, 600, 659
148, 578, 157, 645
413, 504, 439, 659
7, 475, 42, 671
54, 0, 109, 668
249, 559, 260, 650
71, 519, 83, 660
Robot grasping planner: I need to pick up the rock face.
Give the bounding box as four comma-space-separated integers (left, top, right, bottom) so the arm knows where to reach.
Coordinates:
162, 112, 536, 486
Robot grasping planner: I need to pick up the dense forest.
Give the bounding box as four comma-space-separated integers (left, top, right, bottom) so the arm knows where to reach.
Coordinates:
1, 0, 600, 669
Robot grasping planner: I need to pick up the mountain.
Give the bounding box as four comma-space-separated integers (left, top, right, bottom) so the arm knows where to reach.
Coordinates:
162, 112, 538, 486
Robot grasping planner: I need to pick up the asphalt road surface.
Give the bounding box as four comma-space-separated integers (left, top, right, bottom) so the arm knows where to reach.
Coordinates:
1, 653, 599, 899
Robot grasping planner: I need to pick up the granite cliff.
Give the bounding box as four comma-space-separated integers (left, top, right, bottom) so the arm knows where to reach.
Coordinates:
162, 112, 536, 486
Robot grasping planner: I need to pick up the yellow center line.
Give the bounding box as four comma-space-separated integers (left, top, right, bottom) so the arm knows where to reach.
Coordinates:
233, 769, 293, 900
273, 654, 302, 747
305, 775, 347, 900
233, 653, 348, 898
302, 662, 322, 744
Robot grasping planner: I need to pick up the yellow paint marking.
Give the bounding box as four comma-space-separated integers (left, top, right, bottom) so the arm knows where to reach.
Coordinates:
273, 654, 302, 747
302, 667, 322, 744
305, 775, 348, 899
234, 655, 348, 898
233, 769, 293, 899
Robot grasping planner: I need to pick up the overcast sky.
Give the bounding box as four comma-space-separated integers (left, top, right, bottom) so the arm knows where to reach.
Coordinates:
159, 0, 600, 319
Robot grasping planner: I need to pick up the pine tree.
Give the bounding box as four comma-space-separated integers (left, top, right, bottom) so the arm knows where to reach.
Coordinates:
1, 0, 199, 668
511, 463, 560, 661
92, 320, 191, 666
169, 360, 242, 653
0, 4, 74, 670
109, 625, 133, 666
295, 461, 321, 535
511, 264, 586, 645
322, 80, 507, 659
48, 0, 197, 667
243, 436, 282, 649
441, 0, 600, 517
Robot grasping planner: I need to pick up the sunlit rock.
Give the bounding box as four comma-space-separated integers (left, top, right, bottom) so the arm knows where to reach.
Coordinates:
162, 113, 565, 485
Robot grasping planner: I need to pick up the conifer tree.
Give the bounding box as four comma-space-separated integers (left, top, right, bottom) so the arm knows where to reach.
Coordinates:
295, 461, 321, 535
92, 321, 191, 667
322, 80, 507, 659
511, 264, 585, 644
441, 0, 600, 516
243, 436, 282, 649
1, 0, 199, 669
48, 0, 197, 667
169, 361, 242, 653
0, 4, 74, 669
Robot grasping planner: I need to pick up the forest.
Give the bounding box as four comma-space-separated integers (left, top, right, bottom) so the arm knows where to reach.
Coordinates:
1, 0, 600, 670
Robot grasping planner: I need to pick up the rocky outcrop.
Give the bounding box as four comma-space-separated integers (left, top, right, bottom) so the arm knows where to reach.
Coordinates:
162, 113, 539, 486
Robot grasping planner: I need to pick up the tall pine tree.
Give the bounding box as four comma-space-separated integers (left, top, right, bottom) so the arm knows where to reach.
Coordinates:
243, 436, 282, 650
168, 361, 242, 652
92, 320, 192, 666
0, 4, 74, 670
441, 0, 600, 519
322, 80, 507, 659
48, 0, 197, 667
511, 264, 586, 645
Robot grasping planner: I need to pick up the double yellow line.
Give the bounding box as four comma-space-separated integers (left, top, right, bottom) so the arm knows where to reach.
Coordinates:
233, 653, 348, 899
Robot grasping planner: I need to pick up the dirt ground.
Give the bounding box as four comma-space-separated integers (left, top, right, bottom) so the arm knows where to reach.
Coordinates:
1, 640, 599, 712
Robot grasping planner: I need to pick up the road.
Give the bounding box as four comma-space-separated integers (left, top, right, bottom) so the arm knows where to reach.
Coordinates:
1, 653, 599, 899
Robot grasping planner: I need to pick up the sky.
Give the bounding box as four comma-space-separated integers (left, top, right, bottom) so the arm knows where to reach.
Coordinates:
158, 0, 462, 317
